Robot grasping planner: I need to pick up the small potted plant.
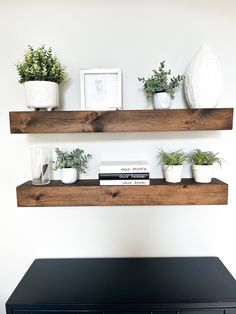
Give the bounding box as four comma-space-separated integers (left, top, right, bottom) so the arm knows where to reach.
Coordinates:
138, 61, 185, 109
188, 149, 222, 183
54, 148, 92, 184
158, 148, 187, 183
16, 45, 67, 111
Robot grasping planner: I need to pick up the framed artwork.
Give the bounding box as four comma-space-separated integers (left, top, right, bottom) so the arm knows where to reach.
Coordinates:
80, 68, 122, 110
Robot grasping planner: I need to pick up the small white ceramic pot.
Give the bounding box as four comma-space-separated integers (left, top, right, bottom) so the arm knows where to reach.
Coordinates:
163, 165, 183, 183
25, 81, 59, 111
153, 92, 171, 109
61, 168, 78, 184
192, 164, 214, 183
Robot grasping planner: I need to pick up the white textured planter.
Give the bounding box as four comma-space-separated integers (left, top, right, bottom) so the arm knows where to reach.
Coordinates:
154, 92, 171, 109
25, 81, 59, 111
163, 165, 183, 183
192, 164, 214, 183
184, 45, 222, 109
61, 168, 78, 184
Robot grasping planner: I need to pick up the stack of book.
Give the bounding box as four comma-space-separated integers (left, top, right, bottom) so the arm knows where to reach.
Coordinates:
99, 161, 150, 185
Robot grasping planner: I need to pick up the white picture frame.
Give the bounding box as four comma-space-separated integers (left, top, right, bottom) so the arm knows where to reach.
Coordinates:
80, 68, 122, 110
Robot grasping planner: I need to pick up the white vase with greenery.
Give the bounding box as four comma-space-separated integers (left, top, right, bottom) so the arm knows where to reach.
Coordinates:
138, 61, 184, 109
188, 149, 222, 183
16, 45, 67, 111
54, 148, 92, 184
158, 148, 187, 183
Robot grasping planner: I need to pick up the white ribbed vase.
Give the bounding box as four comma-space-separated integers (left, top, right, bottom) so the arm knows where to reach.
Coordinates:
184, 45, 222, 108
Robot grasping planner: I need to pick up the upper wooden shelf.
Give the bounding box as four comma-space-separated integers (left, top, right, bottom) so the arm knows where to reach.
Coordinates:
16, 178, 228, 207
9, 108, 233, 133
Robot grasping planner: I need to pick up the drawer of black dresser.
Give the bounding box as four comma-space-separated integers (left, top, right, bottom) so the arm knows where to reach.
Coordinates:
225, 310, 236, 314
179, 310, 224, 314
13, 312, 103, 314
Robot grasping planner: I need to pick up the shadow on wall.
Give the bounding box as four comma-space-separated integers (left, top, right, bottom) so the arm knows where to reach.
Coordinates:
59, 78, 73, 111
25, 130, 223, 146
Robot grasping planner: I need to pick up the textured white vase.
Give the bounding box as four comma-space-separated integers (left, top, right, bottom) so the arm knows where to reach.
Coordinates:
61, 168, 78, 184
184, 45, 222, 108
25, 81, 59, 111
153, 92, 171, 109
163, 165, 183, 183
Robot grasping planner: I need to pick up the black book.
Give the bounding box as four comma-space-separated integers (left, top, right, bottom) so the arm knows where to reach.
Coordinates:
99, 172, 149, 180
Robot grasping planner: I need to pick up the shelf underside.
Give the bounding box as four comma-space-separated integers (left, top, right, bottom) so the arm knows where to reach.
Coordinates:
10, 108, 233, 133
16, 179, 228, 207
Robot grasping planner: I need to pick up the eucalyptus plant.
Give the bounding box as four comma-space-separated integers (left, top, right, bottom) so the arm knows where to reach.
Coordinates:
158, 148, 187, 166
16, 45, 67, 84
54, 148, 92, 173
138, 61, 185, 100
188, 149, 222, 166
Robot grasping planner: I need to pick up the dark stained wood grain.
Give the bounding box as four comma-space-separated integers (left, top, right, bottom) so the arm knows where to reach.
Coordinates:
9, 108, 233, 133
16, 178, 228, 207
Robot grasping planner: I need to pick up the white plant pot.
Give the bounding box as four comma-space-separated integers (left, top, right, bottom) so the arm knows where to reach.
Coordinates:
192, 164, 214, 183
154, 92, 171, 109
25, 81, 59, 111
163, 165, 183, 183
61, 168, 78, 184
184, 45, 222, 108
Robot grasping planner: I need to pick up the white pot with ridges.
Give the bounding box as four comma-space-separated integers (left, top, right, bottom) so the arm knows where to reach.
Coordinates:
192, 165, 214, 183
163, 164, 183, 183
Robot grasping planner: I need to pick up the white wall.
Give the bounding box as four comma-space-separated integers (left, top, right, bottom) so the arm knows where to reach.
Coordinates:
0, 0, 236, 313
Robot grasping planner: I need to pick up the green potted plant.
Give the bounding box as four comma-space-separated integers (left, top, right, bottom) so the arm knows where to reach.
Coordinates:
158, 148, 187, 183
188, 149, 222, 183
16, 45, 67, 111
54, 148, 92, 184
138, 61, 185, 109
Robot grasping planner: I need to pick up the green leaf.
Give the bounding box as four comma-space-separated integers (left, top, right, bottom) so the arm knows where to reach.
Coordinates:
15, 45, 67, 84
158, 148, 187, 165
188, 149, 222, 166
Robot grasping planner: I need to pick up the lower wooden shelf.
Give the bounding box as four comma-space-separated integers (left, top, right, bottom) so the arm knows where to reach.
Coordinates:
16, 178, 228, 206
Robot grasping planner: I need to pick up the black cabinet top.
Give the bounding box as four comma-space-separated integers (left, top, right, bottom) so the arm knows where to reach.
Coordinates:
6, 257, 236, 311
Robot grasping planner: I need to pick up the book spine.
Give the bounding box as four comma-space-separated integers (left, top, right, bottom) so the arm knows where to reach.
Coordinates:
99, 173, 149, 180
99, 166, 150, 173
100, 180, 150, 186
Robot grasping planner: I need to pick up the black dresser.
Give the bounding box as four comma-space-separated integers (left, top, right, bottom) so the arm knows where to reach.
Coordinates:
6, 257, 236, 314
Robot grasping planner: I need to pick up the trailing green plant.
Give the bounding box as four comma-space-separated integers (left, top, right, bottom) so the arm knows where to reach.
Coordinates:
16, 45, 67, 84
54, 148, 92, 173
158, 148, 187, 166
188, 149, 222, 166
138, 61, 185, 100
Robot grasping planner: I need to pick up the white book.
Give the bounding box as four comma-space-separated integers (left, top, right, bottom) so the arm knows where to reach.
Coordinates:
99, 161, 150, 174
100, 179, 150, 186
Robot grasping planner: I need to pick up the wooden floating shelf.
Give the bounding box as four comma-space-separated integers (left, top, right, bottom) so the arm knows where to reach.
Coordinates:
16, 179, 228, 207
9, 108, 233, 133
